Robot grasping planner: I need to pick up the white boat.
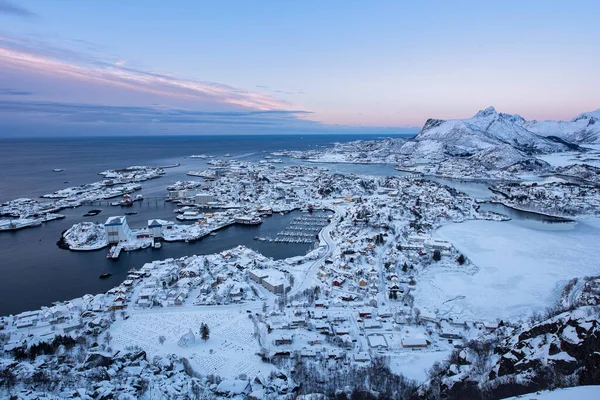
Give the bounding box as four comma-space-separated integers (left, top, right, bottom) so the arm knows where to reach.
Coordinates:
52, 168, 63, 172
177, 211, 202, 221
154, 242, 162, 249
234, 215, 262, 225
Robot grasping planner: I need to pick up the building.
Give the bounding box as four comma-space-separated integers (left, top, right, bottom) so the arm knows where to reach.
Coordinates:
274, 336, 293, 346
262, 277, 284, 294
402, 338, 430, 349
105, 216, 132, 244
249, 270, 268, 284
194, 193, 216, 205
148, 220, 163, 238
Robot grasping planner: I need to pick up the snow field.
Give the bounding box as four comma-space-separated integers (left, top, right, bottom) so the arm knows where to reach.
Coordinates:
415, 219, 600, 321
110, 306, 274, 378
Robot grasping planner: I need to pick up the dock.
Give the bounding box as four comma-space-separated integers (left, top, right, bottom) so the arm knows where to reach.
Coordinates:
273, 213, 331, 244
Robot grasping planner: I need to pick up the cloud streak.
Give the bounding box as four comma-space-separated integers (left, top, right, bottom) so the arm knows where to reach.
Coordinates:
0, 35, 298, 111
0, 99, 312, 125
0, 88, 33, 95
0, 0, 36, 18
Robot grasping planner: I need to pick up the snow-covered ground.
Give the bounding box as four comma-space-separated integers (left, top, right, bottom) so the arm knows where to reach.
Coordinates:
389, 350, 451, 381
415, 218, 600, 321
110, 304, 275, 379
538, 144, 600, 168
502, 385, 600, 400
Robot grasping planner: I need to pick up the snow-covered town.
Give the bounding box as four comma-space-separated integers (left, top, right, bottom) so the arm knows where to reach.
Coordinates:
2, 118, 600, 400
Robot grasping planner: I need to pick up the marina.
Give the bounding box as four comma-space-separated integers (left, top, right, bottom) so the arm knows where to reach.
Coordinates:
273, 212, 332, 244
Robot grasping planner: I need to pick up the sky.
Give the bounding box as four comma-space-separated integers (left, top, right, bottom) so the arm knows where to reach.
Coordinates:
0, 0, 599, 136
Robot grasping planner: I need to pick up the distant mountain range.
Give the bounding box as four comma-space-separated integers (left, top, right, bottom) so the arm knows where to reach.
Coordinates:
523, 109, 600, 144
400, 106, 599, 161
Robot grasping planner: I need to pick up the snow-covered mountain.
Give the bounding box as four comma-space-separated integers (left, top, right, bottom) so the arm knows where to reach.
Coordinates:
400, 107, 575, 159
523, 110, 600, 144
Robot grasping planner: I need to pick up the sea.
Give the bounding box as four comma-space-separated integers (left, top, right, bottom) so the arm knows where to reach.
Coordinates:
0, 134, 410, 315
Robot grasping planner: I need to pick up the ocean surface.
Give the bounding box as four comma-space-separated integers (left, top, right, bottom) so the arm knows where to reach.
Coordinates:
0, 134, 410, 315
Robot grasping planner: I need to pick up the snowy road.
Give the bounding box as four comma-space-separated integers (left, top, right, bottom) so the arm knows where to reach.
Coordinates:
288, 205, 341, 297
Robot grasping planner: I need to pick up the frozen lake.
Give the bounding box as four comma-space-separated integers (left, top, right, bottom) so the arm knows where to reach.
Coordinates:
415, 218, 600, 321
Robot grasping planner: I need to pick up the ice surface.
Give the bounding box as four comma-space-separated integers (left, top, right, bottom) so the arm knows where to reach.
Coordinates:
415, 219, 600, 321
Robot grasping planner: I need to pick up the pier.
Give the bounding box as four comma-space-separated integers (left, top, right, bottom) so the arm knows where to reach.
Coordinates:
83, 196, 169, 207
273, 213, 332, 244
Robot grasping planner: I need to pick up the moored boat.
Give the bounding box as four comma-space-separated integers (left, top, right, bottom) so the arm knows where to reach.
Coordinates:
234, 215, 262, 225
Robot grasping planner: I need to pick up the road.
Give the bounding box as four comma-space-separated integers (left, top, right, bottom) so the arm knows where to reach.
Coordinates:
288, 205, 341, 297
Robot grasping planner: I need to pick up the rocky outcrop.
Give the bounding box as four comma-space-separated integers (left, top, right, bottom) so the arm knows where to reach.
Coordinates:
428, 303, 600, 400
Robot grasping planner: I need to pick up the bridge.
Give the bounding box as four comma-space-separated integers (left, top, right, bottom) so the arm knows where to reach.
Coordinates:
82, 196, 170, 207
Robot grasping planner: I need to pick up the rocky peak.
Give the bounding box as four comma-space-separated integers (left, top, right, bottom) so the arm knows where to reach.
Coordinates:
474, 106, 498, 118
422, 118, 446, 132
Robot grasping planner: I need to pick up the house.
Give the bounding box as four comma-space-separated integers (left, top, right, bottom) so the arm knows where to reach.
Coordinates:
363, 320, 381, 329
274, 336, 293, 346
358, 309, 372, 319
215, 379, 251, 397
299, 348, 317, 358
315, 301, 328, 309
354, 352, 371, 362
402, 338, 430, 349
332, 278, 345, 287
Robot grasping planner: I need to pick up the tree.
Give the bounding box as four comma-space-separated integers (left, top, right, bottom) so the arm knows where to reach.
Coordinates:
432, 250, 441, 262
401, 262, 408, 273
456, 254, 466, 265
158, 335, 166, 345
200, 323, 210, 342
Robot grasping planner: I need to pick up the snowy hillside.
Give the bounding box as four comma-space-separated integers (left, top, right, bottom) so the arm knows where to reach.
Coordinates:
523, 110, 600, 144
401, 107, 573, 159
423, 276, 600, 400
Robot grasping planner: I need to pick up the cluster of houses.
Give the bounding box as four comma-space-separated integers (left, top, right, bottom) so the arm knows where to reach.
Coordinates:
490, 181, 600, 217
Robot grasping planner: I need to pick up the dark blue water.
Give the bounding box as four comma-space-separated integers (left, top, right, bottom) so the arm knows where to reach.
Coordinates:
0, 134, 410, 316
0, 134, 410, 202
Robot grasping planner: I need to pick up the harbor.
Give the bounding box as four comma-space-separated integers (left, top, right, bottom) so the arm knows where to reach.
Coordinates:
273, 212, 333, 244
0, 200, 312, 316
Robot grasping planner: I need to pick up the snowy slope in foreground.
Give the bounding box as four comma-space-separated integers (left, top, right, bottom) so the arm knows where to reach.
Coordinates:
524, 110, 600, 144
414, 218, 600, 321
502, 385, 600, 399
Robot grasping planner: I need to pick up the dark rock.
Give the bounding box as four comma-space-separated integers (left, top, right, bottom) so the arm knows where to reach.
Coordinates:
84, 353, 112, 369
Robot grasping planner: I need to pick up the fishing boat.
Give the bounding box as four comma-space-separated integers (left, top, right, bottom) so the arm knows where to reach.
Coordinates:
99, 273, 112, 279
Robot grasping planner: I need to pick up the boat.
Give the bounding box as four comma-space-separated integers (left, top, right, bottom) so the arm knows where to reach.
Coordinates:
99, 273, 112, 279
134, 194, 143, 202
209, 232, 217, 236
53, 168, 63, 172
0, 217, 43, 231
177, 210, 203, 221
258, 207, 273, 216
154, 242, 162, 249
111, 194, 134, 206
234, 215, 262, 225
124, 211, 137, 215
141, 242, 151, 249
83, 209, 102, 217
